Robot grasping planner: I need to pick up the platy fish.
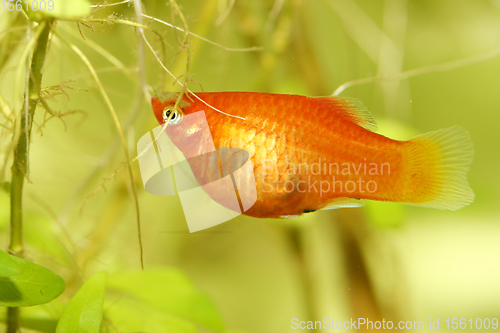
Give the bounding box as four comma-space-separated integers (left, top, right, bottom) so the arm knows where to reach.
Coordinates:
152, 91, 474, 218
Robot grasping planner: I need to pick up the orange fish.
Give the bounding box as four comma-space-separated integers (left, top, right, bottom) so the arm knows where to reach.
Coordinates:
151, 91, 474, 218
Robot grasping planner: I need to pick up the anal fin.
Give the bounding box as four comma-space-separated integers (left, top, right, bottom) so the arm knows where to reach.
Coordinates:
321, 197, 365, 210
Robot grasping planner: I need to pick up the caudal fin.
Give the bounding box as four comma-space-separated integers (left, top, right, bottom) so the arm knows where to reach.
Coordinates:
402, 126, 474, 210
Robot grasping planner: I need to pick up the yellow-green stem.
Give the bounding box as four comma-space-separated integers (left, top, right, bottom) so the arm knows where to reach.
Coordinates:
7, 20, 52, 333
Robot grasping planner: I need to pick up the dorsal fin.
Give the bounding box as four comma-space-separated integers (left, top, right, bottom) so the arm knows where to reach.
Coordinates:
314, 97, 377, 132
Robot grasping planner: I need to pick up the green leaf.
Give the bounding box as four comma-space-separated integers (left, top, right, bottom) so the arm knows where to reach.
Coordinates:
0, 256, 65, 307
0, 250, 21, 277
105, 296, 199, 333
107, 268, 224, 332
56, 272, 106, 333
25, 0, 92, 22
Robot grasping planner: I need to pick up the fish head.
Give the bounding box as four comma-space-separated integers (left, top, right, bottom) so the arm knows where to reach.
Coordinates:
151, 91, 212, 157
151, 91, 194, 124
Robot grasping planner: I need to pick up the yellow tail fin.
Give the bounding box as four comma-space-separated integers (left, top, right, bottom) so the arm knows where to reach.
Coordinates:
402, 126, 474, 210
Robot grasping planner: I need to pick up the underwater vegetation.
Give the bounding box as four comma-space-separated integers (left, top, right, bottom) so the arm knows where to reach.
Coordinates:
0, 0, 499, 332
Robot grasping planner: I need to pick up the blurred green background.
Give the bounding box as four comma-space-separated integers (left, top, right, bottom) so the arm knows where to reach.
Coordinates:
1, 0, 500, 332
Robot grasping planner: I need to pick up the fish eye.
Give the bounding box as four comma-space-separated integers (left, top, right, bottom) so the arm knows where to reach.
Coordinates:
162, 106, 183, 125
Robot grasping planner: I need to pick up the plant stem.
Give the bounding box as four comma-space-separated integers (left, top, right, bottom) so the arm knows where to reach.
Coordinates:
6, 20, 51, 333
5, 308, 18, 333
9, 21, 51, 257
